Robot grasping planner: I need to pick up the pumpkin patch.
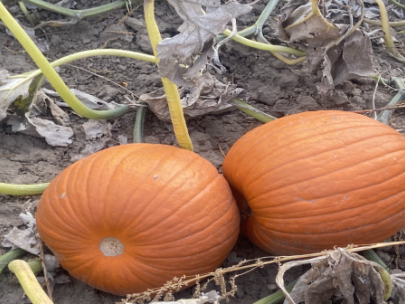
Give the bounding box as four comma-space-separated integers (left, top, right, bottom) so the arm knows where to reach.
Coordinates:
223, 110, 405, 256
36, 144, 240, 295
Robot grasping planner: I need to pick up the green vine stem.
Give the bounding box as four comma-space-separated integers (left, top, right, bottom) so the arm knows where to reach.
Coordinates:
217, 0, 305, 65
371, 74, 391, 86
144, 0, 193, 151
134, 103, 148, 143
8, 260, 53, 304
27, 260, 43, 275
388, 0, 405, 10
361, 249, 389, 273
1, 50, 155, 197
9, 49, 156, 84
373, 0, 405, 63
18, 0, 136, 18
0, 183, 48, 196
377, 77, 405, 125
252, 280, 296, 304
231, 98, 276, 123
18, 2, 30, 17
364, 19, 405, 27
1, 49, 155, 196
222, 29, 306, 65
379, 266, 393, 301
0, 3, 129, 119
236, 0, 280, 44
0, 249, 26, 275
222, 29, 305, 57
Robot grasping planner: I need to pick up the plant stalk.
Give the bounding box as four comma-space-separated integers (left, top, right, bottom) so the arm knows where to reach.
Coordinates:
364, 19, 405, 27
0, 249, 26, 275
388, 0, 405, 10
377, 78, 405, 124
27, 260, 43, 275
231, 98, 276, 123
216, 0, 305, 65
10, 49, 156, 82
144, 0, 193, 151
20, 0, 136, 18
373, 0, 405, 63
8, 260, 53, 304
134, 103, 148, 143
0, 3, 129, 119
0, 182, 48, 196
222, 29, 305, 57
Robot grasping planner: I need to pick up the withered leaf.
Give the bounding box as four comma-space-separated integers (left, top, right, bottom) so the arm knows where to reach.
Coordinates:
391, 273, 405, 303
8, 114, 73, 147
157, 0, 251, 87
305, 275, 335, 304
139, 73, 243, 121
36, 91, 70, 126
278, 0, 374, 96
281, 249, 386, 304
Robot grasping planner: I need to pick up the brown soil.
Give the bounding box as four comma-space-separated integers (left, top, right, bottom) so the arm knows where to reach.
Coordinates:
1, 0, 405, 303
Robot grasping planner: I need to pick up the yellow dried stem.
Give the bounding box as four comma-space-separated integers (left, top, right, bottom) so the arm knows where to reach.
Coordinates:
8, 260, 53, 304
373, 0, 405, 63
144, 0, 193, 151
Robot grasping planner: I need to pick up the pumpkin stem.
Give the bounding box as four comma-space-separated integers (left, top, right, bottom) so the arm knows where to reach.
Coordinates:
8, 259, 53, 304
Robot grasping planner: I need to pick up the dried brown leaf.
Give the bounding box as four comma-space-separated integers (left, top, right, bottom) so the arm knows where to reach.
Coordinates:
391, 273, 405, 303
278, 0, 374, 96
139, 73, 243, 121
305, 275, 335, 304
156, 0, 251, 87
280, 249, 386, 304
36, 91, 70, 126
7, 114, 73, 147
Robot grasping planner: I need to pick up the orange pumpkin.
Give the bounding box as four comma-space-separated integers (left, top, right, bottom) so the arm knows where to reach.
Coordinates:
36, 144, 240, 295
223, 110, 405, 256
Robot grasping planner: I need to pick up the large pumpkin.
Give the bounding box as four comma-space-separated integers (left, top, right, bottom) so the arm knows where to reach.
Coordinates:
36, 144, 240, 295
223, 110, 405, 255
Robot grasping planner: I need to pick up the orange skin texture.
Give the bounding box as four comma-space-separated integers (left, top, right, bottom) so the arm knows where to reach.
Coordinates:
223, 110, 405, 256
36, 144, 240, 296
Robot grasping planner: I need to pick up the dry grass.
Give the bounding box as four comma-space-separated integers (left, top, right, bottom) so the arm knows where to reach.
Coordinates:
120, 241, 405, 303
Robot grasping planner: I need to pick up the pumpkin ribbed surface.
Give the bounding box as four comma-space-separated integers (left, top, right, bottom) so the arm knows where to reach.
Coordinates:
223, 110, 405, 255
36, 144, 240, 295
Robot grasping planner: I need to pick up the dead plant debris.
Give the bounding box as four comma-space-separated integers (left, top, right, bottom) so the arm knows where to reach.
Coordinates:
156, 0, 251, 88
277, 248, 386, 304
277, 0, 374, 96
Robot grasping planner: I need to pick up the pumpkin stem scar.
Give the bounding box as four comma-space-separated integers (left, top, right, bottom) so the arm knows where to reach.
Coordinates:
100, 238, 124, 256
